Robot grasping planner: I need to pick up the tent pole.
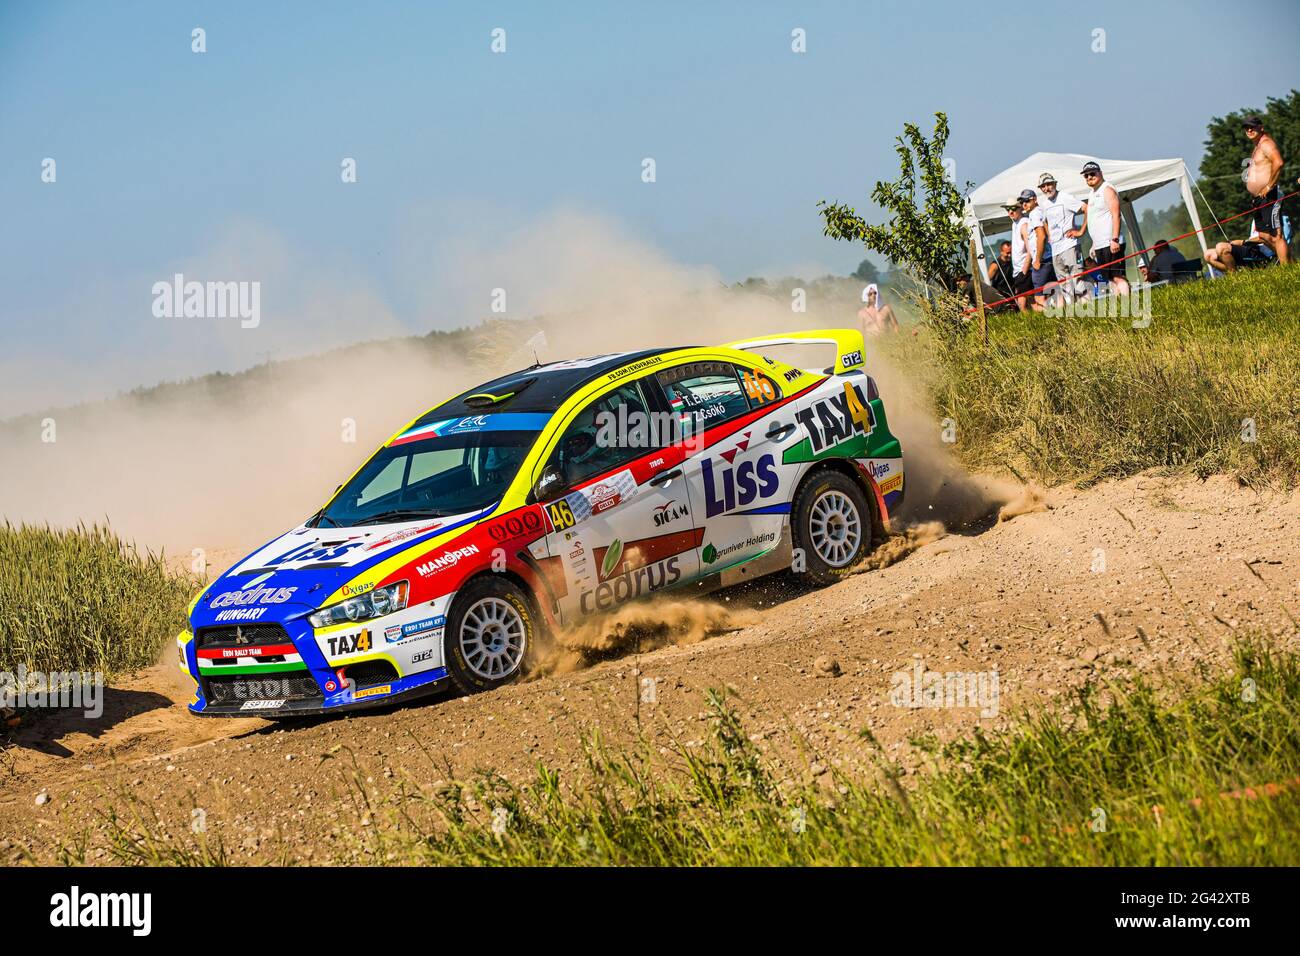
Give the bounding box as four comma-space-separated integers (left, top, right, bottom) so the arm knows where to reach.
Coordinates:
1122, 200, 1147, 281
969, 238, 987, 343
1177, 163, 1210, 260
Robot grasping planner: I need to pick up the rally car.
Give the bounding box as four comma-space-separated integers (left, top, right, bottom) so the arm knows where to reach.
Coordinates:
178, 329, 905, 716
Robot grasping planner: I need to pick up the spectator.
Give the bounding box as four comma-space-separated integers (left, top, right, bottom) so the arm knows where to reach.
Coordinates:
1206, 222, 1274, 273
858, 283, 900, 335
1004, 199, 1037, 312
1241, 116, 1289, 265
1145, 239, 1187, 283
1019, 189, 1053, 309
986, 239, 1018, 306
1081, 255, 1107, 296
1037, 172, 1086, 302
1075, 161, 1130, 296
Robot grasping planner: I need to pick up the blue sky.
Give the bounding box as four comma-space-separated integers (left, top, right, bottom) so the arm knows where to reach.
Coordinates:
2, 0, 1297, 413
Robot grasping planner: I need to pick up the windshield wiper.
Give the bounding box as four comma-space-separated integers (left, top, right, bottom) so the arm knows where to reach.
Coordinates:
350, 509, 451, 526
306, 508, 342, 529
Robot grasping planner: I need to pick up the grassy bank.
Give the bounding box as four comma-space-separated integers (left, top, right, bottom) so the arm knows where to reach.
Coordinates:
67, 639, 1300, 866
0, 522, 200, 675
883, 267, 1300, 487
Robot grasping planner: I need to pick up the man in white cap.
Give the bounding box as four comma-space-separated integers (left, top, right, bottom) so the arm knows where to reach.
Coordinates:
1073, 161, 1130, 296
1038, 172, 1086, 303
1002, 199, 1033, 312
1020, 189, 1052, 310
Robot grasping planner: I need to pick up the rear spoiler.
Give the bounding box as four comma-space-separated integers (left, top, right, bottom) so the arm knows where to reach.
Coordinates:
724, 328, 866, 375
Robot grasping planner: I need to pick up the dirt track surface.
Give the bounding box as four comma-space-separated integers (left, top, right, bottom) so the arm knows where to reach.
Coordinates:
2, 473, 1296, 864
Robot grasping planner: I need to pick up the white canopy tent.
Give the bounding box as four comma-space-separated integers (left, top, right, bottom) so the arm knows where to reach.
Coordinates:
963, 152, 1209, 274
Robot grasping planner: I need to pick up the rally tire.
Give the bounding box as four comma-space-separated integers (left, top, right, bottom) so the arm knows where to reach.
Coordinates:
443, 577, 538, 695
791, 469, 872, 584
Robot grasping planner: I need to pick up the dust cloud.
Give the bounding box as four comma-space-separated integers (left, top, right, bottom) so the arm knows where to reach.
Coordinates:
0, 209, 1038, 566
529, 597, 749, 678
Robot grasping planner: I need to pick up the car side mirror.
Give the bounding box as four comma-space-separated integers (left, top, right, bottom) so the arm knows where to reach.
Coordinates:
532, 462, 567, 503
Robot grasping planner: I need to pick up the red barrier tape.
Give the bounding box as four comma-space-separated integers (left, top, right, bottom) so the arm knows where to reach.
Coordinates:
966, 187, 1299, 315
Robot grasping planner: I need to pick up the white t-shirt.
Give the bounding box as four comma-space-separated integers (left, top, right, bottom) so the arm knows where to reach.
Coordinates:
1084, 180, 1123, 247
1040, 190, 1083, 253
1009, 215, 1027, 275
1026, 207, 1051, 262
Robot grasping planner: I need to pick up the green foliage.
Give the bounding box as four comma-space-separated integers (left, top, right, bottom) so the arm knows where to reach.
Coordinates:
0, 522, 202, 675
819, 112, 972, 291
851, 258, 881, 284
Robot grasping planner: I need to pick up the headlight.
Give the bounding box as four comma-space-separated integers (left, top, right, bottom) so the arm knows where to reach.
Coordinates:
309, 581, 409, 629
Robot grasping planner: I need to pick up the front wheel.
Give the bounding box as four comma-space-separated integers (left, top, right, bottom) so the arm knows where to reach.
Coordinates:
443, 577, 537, 695
791, 470, 872, 583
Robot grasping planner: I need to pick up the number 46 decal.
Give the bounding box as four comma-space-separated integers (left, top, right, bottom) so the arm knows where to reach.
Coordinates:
742, 370, 777, 403
546, 499, 576, 532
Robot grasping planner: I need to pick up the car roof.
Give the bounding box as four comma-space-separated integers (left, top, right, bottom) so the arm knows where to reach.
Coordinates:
417, 347, 687, 422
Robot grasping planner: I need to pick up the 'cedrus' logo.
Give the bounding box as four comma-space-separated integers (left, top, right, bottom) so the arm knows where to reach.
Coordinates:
579, 556, 680, 613
701, 437, 779, 518
416, 544, 480, 577
210, 585, 298, 608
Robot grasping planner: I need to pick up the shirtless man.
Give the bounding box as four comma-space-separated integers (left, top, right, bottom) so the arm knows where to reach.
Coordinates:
1242, 116, 1289, 265
858, 283, 900, 334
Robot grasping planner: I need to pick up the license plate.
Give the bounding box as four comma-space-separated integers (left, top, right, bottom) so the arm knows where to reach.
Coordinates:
240, 699, 286, 711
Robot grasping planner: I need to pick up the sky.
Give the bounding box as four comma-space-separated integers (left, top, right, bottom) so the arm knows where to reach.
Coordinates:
2, 0, 1298, 415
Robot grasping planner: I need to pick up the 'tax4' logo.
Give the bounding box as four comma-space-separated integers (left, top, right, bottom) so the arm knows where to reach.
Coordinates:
794, 382, 875, 454
326, 629, 372, 657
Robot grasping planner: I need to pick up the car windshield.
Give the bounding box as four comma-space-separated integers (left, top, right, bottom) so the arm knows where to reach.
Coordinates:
318, 415, 546, 527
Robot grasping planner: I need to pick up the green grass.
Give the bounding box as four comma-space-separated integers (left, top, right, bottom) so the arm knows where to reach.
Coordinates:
0, 522, 201, 675
882, 267, 1300, 487
57, 639, 1300, 866
358, 641, 1299, 865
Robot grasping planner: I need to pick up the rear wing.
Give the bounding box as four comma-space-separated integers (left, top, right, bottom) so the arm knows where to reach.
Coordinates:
724, 328, 866, 375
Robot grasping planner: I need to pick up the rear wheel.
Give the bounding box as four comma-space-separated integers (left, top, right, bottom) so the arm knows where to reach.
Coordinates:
443, 577, 537, 695
791, 470, 872, 583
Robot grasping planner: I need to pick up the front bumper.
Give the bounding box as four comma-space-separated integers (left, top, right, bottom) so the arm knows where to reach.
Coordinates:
189, 668, 450, 718
182, 617, 450, 718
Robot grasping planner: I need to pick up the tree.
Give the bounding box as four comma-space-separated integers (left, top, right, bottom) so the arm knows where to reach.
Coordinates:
1196, 90, 1299, 238
819, 112, 972, 292
850, 258, 881, 284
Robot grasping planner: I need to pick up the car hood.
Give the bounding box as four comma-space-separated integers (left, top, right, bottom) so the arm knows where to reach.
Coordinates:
189, 509, 489, 629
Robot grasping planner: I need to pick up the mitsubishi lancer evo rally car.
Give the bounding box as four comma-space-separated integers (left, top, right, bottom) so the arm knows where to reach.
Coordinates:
178, 329, 905, 716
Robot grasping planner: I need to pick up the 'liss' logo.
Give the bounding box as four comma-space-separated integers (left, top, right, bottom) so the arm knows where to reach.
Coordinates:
702, 453, 779, 518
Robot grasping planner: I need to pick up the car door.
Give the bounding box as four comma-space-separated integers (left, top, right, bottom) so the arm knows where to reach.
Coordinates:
653, 359, 789, 574
535, 378, 702, 623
